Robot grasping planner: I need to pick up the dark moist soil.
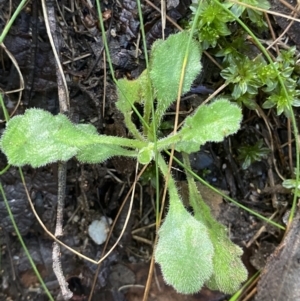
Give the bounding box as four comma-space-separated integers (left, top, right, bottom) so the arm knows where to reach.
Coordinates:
0, 1, 299, 300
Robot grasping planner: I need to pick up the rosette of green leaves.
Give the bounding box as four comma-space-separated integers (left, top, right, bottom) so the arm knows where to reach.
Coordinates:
0, 31, 246, 296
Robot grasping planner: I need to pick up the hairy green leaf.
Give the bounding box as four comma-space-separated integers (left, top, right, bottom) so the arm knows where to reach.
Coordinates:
205, 226, 248, 294
187, 176, 248, 294
0, 109, 139, 167
116, 70, 152, 113
155, 199, 214, 294
175, 99, 242, 153
116, 70, 152, 139
149, 31, 202, 125
76, 144, 136, 164
196, 202, 247, 293
74, 123, 133, 163
0, 109, 86, 167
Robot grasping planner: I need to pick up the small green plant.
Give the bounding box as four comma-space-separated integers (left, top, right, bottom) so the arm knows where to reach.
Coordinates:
238, 139, 270, 169
220, 47, 300, 115
0, 32, 247, 294
190, 0, 300, 117
190, 0, 270, 50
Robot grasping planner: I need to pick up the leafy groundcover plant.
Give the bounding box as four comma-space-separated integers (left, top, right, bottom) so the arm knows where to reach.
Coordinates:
0, 31, 247, 294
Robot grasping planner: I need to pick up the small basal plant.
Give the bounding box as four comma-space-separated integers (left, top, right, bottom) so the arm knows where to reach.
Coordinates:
190, 0, 270, 51
0, 31, 247, 294
238, 139, 270, 169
